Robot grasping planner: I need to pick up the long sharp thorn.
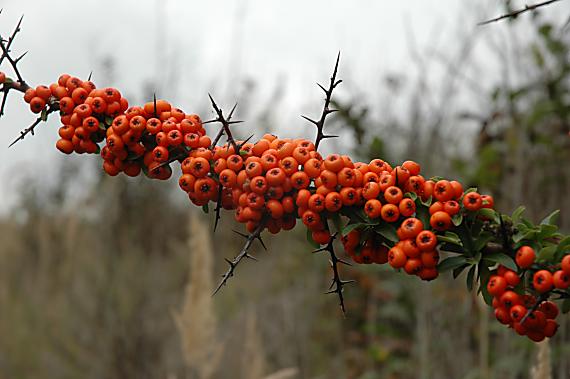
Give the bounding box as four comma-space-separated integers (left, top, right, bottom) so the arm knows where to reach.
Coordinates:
256, 236, 267, 251
203, 119, 218, 124
322, 134, 339, 139
153, 93, 157, 117
232, 230, 249, 239
245, 253, 258, 261
227, 120, 243, 125
332, 51, 341, 80
337, 258, 353, 266
316, 82, 327, 93
301, 115, 318, 125
228, 102, 238, 120
15, 51, 27, 63
88, 71, 93, 81
333, 79, 343, 88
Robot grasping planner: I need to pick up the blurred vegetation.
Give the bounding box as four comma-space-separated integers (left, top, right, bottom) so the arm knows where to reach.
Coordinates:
1, 4, 570, 379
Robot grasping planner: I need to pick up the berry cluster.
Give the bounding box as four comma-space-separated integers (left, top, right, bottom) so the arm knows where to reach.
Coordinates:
4, 71, 569, 342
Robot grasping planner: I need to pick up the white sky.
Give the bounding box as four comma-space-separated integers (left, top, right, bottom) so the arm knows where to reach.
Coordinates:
0, 0, 566, 212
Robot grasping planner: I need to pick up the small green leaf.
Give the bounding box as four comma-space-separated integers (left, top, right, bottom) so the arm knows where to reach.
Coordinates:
429, 176, 445, 182
99, 121, 107, 130
452, 213, 463, 226
482, 252, 517, 271
478, 208, 498, 223
202, 204, 209, 214
464, 187, 477, 194
40, 109, 48, 122
342, 222, 365, 236
405, 191, 418, 201
555, 236, 570, 255
512, 206, 526, 223
437, 234, 462, 246
474, 232, 494, 252
537, 246, 557, 262
537, 224, 558, 240
513, 229, 536, 244
374, 222, 398, 243
540, 210, 560, 226
453, 264, 469, 279
466, 265, 476, 291
438, 256, 468, 273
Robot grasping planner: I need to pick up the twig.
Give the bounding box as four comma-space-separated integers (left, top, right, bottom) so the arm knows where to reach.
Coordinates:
0, 15, 26, 84
301, 52, 342, 150
212, 217, 268, 296
478, 0, 563, 26
8, 106, 56, 147
312, 232, 354, 315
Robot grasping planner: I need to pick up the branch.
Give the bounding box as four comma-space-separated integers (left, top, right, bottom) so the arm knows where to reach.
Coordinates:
301, 52, 342, 150
212, 217, 268, 296
8, 106, 56, 147
478, 0, 563, 26
313, 232, 354, 315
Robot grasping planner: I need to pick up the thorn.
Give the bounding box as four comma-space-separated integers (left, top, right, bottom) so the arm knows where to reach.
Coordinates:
316, 82, 327, 94
337, 258, 353, 266
325, 108, 339, 115
245, 253, 258, 261
227, 120, 244, 125
153, 93, 157, 118
301, 115, 318, 125
232, 230, 249, 239
256, 235, 267, 251
14, 51, 27, 63
203, 119, 218, 124
322, 134, 339, 139
88, 71, 93, 81
228, 102, 238, 120
333, 79, 343, 88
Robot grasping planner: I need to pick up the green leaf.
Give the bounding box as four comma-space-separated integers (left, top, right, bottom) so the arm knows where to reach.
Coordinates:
99, 121, 107, 130
513, 229, 536, 244
306, 228, 320, 249
478, 208, 498, 223
562, 299, 570, 314
540, 210, 560, 226
438, 256, 468, 273
342, 222, 365, 236
201, 204, 209, 214
452, 213, 463, 227
537, 224, 558, 240
453, 264, 469, 279
478, 262, 493, 305
464, 187, 477, 194
474, 232, 494, 252
483, 252, 517, 271
374, 222, 398, 243
466, 265, 476, 291
555, 236, 570, 255
512, 206, 526, 223
40, 109, 48, 122
405, 191, 418, 201
537, 246, 557, 262
437, 234, 462, 246
429, 176, 445, 182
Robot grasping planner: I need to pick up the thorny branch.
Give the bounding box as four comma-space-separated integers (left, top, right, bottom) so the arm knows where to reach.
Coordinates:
302, 52, 342, 150
313, 231, 354, 315
0, 13, 31, 121
478, 0, 564, 26
206, 97, 241, 231
212, 216, 268, 296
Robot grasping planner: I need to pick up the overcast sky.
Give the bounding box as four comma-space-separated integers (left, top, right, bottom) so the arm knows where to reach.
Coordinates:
0, 0, 566, 212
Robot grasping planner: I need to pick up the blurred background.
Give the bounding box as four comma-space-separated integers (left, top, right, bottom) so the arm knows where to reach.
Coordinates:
0, 0, 569, 378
